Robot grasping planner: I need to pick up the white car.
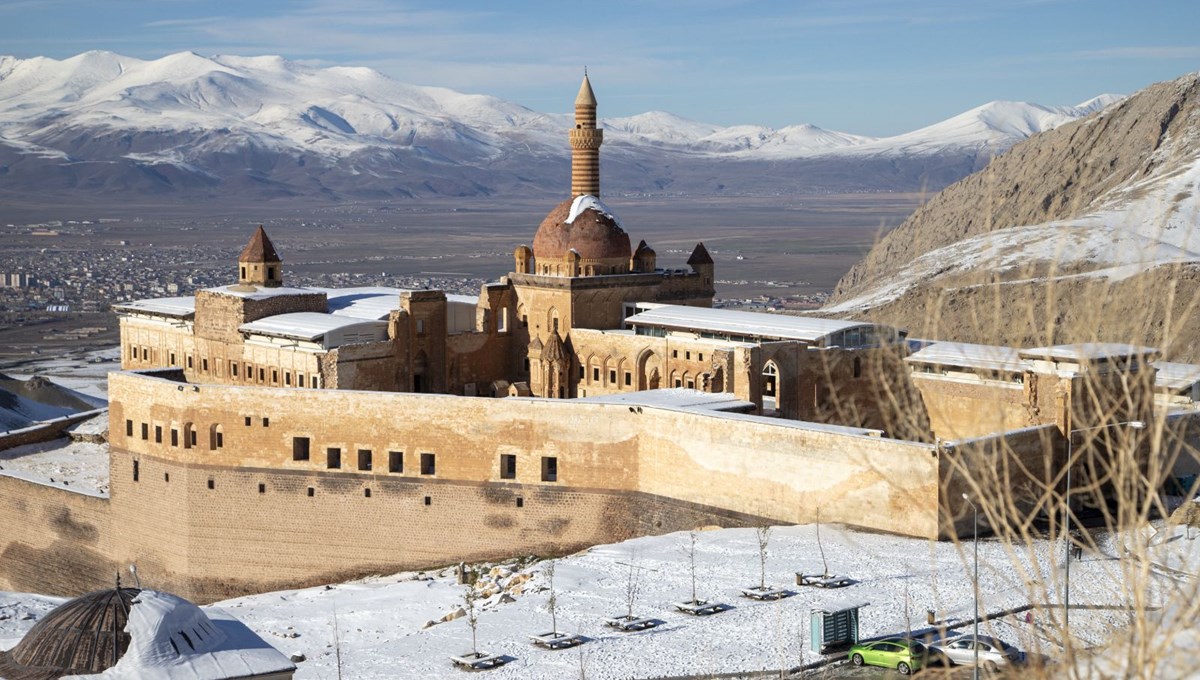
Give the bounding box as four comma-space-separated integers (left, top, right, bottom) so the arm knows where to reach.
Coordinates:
931, 634, 1023, 669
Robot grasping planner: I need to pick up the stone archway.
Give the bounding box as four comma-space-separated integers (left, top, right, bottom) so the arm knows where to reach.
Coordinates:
636, 348, 660, 391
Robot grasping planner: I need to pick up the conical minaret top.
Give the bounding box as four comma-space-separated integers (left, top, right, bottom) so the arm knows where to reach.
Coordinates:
569, 72, 602, 197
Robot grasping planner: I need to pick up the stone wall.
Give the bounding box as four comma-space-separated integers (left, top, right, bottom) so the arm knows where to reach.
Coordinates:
0, 474, 115, 595
0, 408, 107, 452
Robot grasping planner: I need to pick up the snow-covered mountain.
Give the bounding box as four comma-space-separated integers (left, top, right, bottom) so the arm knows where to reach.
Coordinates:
826, 71, 1200, 359
0, 51, 1118, 203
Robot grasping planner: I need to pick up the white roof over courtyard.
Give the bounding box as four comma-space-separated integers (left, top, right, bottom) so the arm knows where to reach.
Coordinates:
625, 305, 889, 345
1019, 343, 1160, 363
906, 341, 1027, 374
1154, 361, 1200, 392
112, 297, 196, 319
239, 312, 387, 347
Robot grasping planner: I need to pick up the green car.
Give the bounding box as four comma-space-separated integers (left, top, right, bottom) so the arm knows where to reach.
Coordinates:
848, 638, 927, 675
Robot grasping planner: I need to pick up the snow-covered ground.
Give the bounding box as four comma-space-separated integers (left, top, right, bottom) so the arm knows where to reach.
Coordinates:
3, 346, 119, 403
4, 523, 1195, 679
0, 437, 109, 496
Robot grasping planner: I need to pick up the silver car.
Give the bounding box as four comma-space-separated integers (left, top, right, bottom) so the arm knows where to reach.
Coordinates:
931, 634, 1023, 669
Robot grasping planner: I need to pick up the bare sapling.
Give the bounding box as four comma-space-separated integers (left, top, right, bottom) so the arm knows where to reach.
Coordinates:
816, 509, 829, 578
463, 585, 480, 656
624, 561, 640, 620
684, 530, 699, 603
756, 525, 771, 589
545, 559, 558, 635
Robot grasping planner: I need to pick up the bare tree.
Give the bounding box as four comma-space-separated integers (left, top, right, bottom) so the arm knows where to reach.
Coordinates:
463, 585, 480, 656
623, 561, 641, 620
815, 509, 829, 578
756, 525, 772, 590
545, 559, 559, 634
683, 530, 699, 603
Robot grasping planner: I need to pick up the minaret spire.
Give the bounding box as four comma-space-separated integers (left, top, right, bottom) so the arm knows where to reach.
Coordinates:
569, 71, 602, 197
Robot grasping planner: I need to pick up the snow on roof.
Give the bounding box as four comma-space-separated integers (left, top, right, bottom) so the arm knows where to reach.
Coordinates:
566, 194, 623, 228
112, 297, 196, 318
322, 286, 407, 320
1019, 343, 1159, 363
447, 294, 479, 306
626, 305, 880, 343
906, 341, 1027, 373
577, 388, 755, 412
239, 312, 385, 342
94, 590, 294, 679
202, 285, 321, 300
1155, 361, 1200, 391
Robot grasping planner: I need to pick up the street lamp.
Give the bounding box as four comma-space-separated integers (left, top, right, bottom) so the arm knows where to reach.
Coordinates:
1063, 419, 1145, 634
962, 493, 979, 680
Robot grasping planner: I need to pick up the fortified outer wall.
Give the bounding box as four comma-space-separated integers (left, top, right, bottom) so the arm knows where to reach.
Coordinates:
0, 475, 115, 595
97, 370, 941, 602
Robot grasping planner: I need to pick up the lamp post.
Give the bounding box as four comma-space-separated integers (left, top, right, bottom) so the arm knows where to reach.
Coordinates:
1063, 419, 1145, 635
962, 493, 979, 680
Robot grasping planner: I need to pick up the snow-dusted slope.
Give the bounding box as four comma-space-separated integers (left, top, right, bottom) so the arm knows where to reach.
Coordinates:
0, 51, 1116, 201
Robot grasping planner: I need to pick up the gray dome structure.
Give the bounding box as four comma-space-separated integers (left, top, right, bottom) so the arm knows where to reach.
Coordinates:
0, 585, 139, 679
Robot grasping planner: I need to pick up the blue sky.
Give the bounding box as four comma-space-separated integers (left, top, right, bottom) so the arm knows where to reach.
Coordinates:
2, 0, 1198, 135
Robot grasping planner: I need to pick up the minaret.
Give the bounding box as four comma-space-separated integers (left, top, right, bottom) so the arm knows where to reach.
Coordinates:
569, 72, 603, 197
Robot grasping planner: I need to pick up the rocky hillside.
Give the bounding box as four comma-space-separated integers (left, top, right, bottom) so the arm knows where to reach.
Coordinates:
828, 72, 1200, 359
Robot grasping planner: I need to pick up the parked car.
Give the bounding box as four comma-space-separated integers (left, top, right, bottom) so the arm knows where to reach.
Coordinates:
848, 638, 928, 675
930, 633, 1023, 669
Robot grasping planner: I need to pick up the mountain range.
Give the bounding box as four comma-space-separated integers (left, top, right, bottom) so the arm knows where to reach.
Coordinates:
0, 51, 1121, 204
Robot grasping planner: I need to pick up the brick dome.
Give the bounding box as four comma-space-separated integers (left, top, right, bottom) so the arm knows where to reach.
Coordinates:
0, 586, 140, 679
533, 196, 631, 262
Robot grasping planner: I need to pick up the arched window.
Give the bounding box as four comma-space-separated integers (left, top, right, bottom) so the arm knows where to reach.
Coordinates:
209, 424, 224, 450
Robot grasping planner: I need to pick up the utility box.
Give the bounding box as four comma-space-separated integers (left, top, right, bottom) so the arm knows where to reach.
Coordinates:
810, 600, 868, 654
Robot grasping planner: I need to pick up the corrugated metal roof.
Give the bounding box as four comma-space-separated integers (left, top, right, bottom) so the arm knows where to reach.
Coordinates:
323, 287, 406, 320
1155, 361, 1200, 391
906, 341, 1026, 373
626, 305, 877, 343
239, 313, 386, 342
1020, 343, 1159, 363
112, 297, 196, 318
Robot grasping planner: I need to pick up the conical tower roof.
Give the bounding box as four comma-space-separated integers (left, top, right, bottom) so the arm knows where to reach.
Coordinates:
687, 242, 713, 266
239, 225, 281, 263
575, 74, 597, 107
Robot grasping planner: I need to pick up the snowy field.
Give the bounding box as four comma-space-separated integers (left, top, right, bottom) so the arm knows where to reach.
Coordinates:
3, 522, 1196, 679
2, 346, 119, 402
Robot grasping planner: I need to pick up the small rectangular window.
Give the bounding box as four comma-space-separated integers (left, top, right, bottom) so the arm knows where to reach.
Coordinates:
293, 437, 310, 461
358, 449, 372, 471
141, 423, 148, 440
420, 453, 435, 475
592, 367, 600, 381
364, 488, 372, 498
578, 366, 585, 379
327, 447, 341, 469
231, 362, 238, 377
298, 372, 305, 387
542, 456, 558, 482
500, 454, 516, 480
215, 432, 223, 448
389, 451, 403, 473
187, 356, 193, 369
125, 419, 133, 437
311, 376, 318, 388
202, 358, 208, 372
262, 417, 269, 427
423, 495, 431, 506
516, 497, 524, 508
624, 372, 632, 386
164, 472, 170, 482
609, 369, 616, 384
190, 429, 197, 447
170, 352, 176, 365
307, 487, 314, 497
272, 369, 278, 384
244, 416, 252, 427
672, 350, 678, 358
698, 353, 704, 361
207, 478, 214, 490
285, 372, 292, 386
258, 368, 265, 382
258, 482, 266, 494
133, 460, 139, 482
171, 429, 179, 447
142, 347, 149, 360
155, 425, 162, 443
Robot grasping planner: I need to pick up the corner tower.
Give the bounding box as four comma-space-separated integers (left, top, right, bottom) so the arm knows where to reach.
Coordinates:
569, 73, 603, 197
238, 225, 283, 288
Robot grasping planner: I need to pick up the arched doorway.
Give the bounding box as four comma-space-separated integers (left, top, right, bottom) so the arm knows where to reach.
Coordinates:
762, 361, 780, 413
